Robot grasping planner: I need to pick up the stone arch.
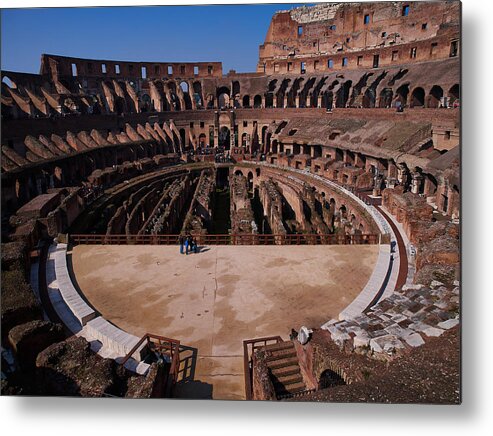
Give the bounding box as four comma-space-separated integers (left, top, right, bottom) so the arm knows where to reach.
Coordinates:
448, 84, 460, 106
242, 95, 250, 108
219, 126, 230, 150
428, 85, 443, 108
395, 84, 409, 107
336, 81, 352, 108
206, 94, 215, 109
319, 368, 347, 389
253, 95, 262, 108
410, 87, 425, 107
379, 88, 393, 108
192, 81, 203, 108
217, 86, 231, 109
198, 133, 206, 147
179, 128, 186, 148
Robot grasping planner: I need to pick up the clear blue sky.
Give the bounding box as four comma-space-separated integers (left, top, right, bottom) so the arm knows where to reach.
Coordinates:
1, 3, 310, 74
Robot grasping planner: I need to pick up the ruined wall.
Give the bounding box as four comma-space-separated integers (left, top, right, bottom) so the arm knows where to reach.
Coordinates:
258, 1, 460, 74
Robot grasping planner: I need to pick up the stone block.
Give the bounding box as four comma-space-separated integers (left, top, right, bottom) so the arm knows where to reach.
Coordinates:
404, 333, 425, 347
437, 319, 460, 330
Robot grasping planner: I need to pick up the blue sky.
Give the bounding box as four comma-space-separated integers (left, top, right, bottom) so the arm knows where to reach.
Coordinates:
1, 3, 310, 74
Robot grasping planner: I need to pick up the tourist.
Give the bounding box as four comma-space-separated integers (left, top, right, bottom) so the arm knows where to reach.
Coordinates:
185, 234, 191, 255
179, 235, 184, 254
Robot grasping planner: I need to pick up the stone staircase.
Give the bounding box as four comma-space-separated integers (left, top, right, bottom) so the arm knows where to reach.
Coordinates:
263, 341, 306, 398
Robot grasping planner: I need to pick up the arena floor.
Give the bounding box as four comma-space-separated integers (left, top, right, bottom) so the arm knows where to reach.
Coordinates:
70, 244, 379, 400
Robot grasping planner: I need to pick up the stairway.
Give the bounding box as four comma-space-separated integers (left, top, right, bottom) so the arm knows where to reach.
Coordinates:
263, 341, 306, 399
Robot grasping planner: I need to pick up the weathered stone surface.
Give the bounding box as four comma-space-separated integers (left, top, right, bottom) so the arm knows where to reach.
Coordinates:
8, 320, 65, 370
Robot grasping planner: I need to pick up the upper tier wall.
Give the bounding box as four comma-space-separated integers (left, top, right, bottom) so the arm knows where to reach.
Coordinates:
258, 1, 460, 73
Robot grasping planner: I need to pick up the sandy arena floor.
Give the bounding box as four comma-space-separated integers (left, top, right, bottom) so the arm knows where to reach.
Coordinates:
70, 244, 378, 400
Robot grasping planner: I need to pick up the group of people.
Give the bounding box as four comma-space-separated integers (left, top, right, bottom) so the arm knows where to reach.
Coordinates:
178, 234, 199, 255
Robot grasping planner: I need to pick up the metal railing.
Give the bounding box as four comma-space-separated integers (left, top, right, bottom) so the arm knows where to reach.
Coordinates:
70, 233, 380, 246
121, 333, 181, 389
243, 336, 284, 400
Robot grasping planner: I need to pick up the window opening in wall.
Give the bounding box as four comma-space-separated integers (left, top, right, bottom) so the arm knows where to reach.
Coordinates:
430, 42, 438, 55
329, 25, 336, 31
200, 121, 205, 128
313, 41, 317, 47
346, 37, 351, 43
392, 50, 399, 61
129, 64, 134, 74
115, 64, 120, 74
314, 60, 319, 70
208, 65, 213, 75
194, 66, 199, 75
450, 40, 459, 57
364, 14, 370, 25
300, 62, 306, 73
87, 62, 93, 73
154, 65, 160, 75
141, 66, 147, 79
243, 121, 248, 127
298, 25, 303, 36
357, 56, 363, 66
382, 31, 387, 37
445, 131, 451, 140
287, 62, 293, 71
328, 59, 334, 69
190, 122, 194, 128
180, 65, 186, 75
274, 63, 280, 73
101, 63, 107, 74
410, 47, 417, 58
168, 65, 173, 75
373, 54, 379, 68
402, 5, 410, 16
71, 63, 77, 77
422, 23, 427, 30
342, 57, 348, 67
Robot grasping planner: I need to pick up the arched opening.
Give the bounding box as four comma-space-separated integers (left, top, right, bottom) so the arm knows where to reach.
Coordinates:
448, 84, 460, 107
179, 81, 189, 93
362, 87, 376, 108
271, 139, 278, 154
218, 126, 230, 150
242, 95, 250, 108
319, 369, 346, 389
265, 93, 274, 108
253, 95, 262, 108
410, 87, 425, 107
336, 81, 352, 108
322, 91, 333, 109
395, 84, 409, 107
192, 81, 203, 108
206, 94, 215, 109
241, 132, 248, 147
232, 81, 240, 97
379, 88, 393, 108
2, 76, 15, 89
247, 171, 253, 191
428, 85, 443, 108
179, 128, 186, 148
261, 126, 268, 146
198, 133, 206, 147
217, 86, 231, 109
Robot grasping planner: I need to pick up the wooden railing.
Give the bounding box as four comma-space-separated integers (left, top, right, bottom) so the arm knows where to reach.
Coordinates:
121, 333, 181, 393
243, 336, 284, 400
70, 233, 380, 246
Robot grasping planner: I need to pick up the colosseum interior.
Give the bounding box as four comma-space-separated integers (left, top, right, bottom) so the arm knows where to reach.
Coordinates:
1, 1, 460, 402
